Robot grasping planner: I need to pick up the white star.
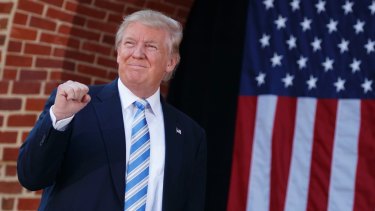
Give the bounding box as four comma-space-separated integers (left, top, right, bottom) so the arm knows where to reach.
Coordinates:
282, 73, 294, 87
369, 1, 375, 15
290, 0, 300, 11
311, 37, 322, 52
364, 39, 375, 54
316, 1, 326, 13
297, 55, 308, 69
322, 57, 334, 72
271, 53, 283, 67
286, 35, 297, 50
255, 72, 266, 86
260, 34, 271, 48
342, 1, 354, 15
350, 58, 361, 73
263, 0, 274, 10
334, 77, 346, 92
306, 75, 318, 90
275, 15, 287, 29
362, 78, 373, 93
337, 39, 349, 54
327, 19, 338, 33
353, 20, 365, 34
300, 17, 312, 31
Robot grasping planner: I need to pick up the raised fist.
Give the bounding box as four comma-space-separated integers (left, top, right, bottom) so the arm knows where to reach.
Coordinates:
52, 80, 91, 121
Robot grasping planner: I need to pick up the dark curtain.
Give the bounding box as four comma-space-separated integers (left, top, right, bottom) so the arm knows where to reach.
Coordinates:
167, 0, 249, 210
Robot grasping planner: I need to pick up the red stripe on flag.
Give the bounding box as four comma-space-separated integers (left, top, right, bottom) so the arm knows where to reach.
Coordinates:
307, 99, 337, 211
269, 96, 297, 211
354, 100, 375, 211
227, 96, 257, 211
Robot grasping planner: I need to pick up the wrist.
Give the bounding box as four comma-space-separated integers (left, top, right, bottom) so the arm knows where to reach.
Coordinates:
52, 105, 74, 121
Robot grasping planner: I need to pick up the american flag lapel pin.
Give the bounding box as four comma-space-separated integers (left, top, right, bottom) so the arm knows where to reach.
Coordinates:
176, 128, 182, 135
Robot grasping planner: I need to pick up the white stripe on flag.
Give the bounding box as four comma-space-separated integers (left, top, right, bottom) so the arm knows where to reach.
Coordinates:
246, 95, 277, 211
284, 98, 317, 211
328, 100, 360, 211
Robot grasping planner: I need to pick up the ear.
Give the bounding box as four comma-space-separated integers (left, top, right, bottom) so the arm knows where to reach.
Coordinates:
166, 54, 178, 73
116, 48, 121, 64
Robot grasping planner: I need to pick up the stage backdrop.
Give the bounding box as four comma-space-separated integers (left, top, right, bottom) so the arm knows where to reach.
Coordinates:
168, 0, 375, 211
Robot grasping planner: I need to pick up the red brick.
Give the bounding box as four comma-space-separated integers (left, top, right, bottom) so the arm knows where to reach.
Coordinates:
78, 64, 107, 78
40, 0, 64, 7
22, 131, 30, 142
86, 20, 117, 34
108, 14, 123, 23
60, 72, 91, 84
40, 32, 80, 49
165, 0, 193, 7
93, 79, 110, 85
5, 55, 32, 67
30, 16, 57, 31
12, 81, 40, 94
65, 2, 106, 20
108, 71, 118, 80
5, 165, 17, 177
59, 24, 100, 41
44, 81, 60, 94
2, 148, 20, 162
144, 2, 176, 15
7, 41, 22, 52
2, 69, 18, 80
18, 198, 41, 210
0, 2, 13, 13
0, 131, 18, 143
0, 81, 9, 93
94, 0, 124, 13
36, 58, 75, 70
18, 1, 44, 15
0, 116, 3, 126
20, 70, 48, 80
0, 19, 8, 29
0, 98, 22, 110
57, 49, 95, 63
46, 7, 85, 25
97, 56, 117, 69
2, 197, 14, 210
8, 114, 37, 127
102, 34, 115, 45
123, 0, 146, 7
13, 12, 28, 25
0, 35, 5, 45
26, 98, 47, 111
11, 27, 37, 40
24, 43, 52, 55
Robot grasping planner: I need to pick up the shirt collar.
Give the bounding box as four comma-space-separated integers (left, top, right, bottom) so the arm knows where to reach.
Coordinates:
117, 79, 161, 117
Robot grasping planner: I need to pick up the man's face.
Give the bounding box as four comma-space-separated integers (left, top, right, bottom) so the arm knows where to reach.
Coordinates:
117, 22, 176, 96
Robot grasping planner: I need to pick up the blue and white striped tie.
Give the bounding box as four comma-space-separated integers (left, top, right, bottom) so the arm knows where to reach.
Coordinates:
124, 100, 150, 211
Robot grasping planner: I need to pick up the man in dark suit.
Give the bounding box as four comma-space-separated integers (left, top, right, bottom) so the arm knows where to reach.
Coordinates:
17, 9, 206, 211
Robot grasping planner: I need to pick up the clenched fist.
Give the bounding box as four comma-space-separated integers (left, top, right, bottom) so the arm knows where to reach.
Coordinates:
52, 80, 91, 121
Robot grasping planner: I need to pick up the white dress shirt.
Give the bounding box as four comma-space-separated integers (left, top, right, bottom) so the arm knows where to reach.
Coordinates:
49, 80, 165, 211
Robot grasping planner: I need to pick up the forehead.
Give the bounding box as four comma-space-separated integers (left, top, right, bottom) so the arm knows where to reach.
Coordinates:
123, 22, 168, 42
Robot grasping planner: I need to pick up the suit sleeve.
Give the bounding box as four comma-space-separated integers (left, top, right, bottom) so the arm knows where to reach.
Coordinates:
17, 91, 72, 191
186, 128, 207, 211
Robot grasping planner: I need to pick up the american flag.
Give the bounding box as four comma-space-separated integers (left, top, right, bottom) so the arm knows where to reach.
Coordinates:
227, 1, 375, 211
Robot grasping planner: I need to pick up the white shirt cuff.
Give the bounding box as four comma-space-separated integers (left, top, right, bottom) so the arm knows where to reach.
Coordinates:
49, 105, 74, 131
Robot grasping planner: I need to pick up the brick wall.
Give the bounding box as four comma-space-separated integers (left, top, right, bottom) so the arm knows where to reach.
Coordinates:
0, 0, 194, 210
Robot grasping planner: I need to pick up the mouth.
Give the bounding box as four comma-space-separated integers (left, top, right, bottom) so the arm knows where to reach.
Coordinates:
127, 63, 148, 69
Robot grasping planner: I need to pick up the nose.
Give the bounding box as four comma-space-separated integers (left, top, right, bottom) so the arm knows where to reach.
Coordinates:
132, 44, 146, 59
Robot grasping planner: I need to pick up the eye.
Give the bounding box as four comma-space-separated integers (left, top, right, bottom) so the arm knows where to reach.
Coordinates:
124, 41, 135, 48
146, 44, 158, 51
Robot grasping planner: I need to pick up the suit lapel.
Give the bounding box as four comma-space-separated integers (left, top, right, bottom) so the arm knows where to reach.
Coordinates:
92, 80, 125, 203
162, 100, 184, 211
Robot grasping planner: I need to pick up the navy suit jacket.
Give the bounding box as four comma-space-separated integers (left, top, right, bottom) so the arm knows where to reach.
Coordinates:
17, 79, 207, 211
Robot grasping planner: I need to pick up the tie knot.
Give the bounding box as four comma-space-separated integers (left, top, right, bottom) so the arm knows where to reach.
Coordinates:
134, 99, 148, 110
